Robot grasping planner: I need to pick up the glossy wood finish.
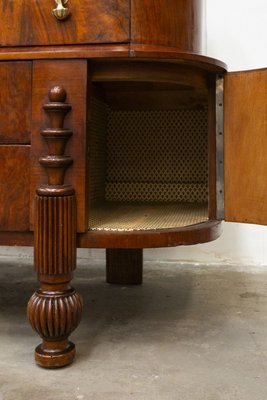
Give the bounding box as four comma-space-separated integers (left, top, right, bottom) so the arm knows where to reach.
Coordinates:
224, 68, 267, 225
0, 45, 226, 72
129, 46, 227, 73
27, 87, 82, 368
0, 146, 30, 231
0, 62, 31, 143
131, 0, 203, 53
0, 221, 223, 249
80, 221, 222, 249
0, 44, 130, 61
0, 0, 232, 369
0, 231, 33, 246
1, 0, 204, 55
91, 60, 209, 89
0, 56, 225, 249
0, 0, 129, 46
28, 290, 82, 367
86, 59, 218, 249
30, 60, 88, 232
106, 249, 143, 284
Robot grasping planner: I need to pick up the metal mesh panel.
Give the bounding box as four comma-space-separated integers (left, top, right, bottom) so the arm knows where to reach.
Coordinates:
106, 108, 208, 202
88, 98, 107, 206
88, 97, 209, 231
105, 182, 207, 202
89, 202, 208, 231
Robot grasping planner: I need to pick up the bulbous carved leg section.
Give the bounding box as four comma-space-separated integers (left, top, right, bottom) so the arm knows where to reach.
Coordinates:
27, 288, 83, 368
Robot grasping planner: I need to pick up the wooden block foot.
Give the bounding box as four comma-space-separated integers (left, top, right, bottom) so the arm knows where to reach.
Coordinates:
106, 249, 143, 285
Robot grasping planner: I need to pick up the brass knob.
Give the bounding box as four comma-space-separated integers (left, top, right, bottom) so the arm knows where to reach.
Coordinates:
52, 0, 70, 21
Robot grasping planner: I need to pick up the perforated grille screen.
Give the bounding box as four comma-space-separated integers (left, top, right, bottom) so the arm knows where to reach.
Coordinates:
89, 202, 208, 231
88, 97, 209, 231
88, 98, 107, 206
106, 109, 208, 202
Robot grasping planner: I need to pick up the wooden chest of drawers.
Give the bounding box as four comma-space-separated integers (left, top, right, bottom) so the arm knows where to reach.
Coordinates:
1, 0, 266, 368
0, 0, 202, 50
0, 0, 129, 46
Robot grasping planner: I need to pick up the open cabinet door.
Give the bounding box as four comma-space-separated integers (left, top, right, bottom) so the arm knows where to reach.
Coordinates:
224, 68, 267, 225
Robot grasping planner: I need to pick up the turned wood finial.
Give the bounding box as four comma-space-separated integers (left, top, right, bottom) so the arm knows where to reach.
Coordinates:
37, 86, 74, 196
43, 85, 71, 130
48, 85, 67, 102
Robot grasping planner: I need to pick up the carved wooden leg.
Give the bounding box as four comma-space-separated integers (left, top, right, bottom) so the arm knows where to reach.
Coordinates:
106, 249, 143, 285
27, 86, 83, 368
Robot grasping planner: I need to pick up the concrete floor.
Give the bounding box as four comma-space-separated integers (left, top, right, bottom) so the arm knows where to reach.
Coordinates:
1, 256, 267, 400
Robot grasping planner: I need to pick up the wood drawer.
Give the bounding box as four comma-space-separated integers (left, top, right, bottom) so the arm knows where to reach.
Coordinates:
0, 0, 129, 46
0, 62, 31, 144
0, 146, 30, 231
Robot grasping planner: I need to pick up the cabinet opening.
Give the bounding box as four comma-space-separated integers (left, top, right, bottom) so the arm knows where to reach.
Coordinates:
87, 80, 209, 231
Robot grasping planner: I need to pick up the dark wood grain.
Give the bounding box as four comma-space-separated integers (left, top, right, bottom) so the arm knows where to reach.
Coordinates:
0, 0, 205, 54
0, 231, 33, 246
0, 1, 234, 370
0, 62, 31, 143
28, 86, 83, 368
0, 146, 30, 231
0, 0, 129, 46
28, 289, 83, 368
0, 220, 222, 248
130, 45, 227, 72
91, 60, 209, 90
131, 0, 204, 53
35, 86, 76, 275
79, 221, 222, 249
30, 60, 88, 232
0, 44, 130, 61
0, 44, 226, 74
29, 188, 82, 369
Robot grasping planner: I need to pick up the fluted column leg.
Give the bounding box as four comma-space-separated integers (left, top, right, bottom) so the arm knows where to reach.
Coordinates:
27, 86, 83, 368
28, 194, 82, 368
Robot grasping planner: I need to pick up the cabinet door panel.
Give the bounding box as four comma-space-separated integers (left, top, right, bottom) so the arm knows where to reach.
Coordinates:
0, 62, 31, 144
0, 0, 129, 46
0, 146, 30, 231
224, 68, 267, 225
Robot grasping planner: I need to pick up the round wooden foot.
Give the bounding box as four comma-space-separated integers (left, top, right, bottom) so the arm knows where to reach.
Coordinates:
35, 340, 75, 369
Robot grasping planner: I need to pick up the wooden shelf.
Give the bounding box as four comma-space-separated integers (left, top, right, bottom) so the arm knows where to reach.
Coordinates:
89, 201, 208, 231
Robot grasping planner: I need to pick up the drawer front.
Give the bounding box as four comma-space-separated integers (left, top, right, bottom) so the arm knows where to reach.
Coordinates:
0, 146, 30, 231
0, 0, 129, 46
0, 62, 31, 144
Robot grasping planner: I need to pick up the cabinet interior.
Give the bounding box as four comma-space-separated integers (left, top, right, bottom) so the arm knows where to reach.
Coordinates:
87, 75, 210, 231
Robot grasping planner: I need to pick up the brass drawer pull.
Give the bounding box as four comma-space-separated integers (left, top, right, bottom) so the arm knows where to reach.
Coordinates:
53, 0, 70, 20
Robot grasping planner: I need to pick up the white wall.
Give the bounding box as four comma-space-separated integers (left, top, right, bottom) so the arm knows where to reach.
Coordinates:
150, 0, 267, 265
146, 0, 267, 265
207, 0, 267, 71
1, 0, 267, 266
